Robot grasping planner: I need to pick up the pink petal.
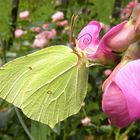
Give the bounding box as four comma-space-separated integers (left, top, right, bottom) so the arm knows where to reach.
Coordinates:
115, 59, 140, 121
99, 21, 127, 52
88, 50, 119, 65
78, 21, 101, 52
103, 59, 140, 127
102, 81, 131, 127
102, 63, 123, 91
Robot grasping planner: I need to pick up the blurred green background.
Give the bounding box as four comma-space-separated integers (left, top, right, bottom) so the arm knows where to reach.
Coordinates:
0, 0, 140, 140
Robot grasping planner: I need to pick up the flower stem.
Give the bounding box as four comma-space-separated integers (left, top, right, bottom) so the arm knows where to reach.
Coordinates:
14, 107, 35, 140
118, 124, 134, 140
0, 36, 7, 63
7, 0, 20, 50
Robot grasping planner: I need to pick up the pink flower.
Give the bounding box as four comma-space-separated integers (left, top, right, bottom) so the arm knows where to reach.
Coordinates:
48, 29, 56, 39
78, 4, 140, 63
32, 31, 49, 48
81, 117, 91, 126
32, 29, 56, 48
120, 0, 138, 20
19, 10, 30, 20
58, 20, 68, 27
127, 0, 138, 9
78, 21, 118, 64
15, 29, 24, 38
121, 8, 132, 20
102, 59, 140, 127
42, 24, 48, 30
31, 27, 41, 33
32, 37, 48, 48
78, 7, 140, 63
51, 11, 64, 22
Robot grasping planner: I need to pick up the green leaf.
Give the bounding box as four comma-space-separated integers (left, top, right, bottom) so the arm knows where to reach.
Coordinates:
31, 120, 48, 140
0, 45, 89, 128
93, 0, 115, 23
0, 0, 11, 33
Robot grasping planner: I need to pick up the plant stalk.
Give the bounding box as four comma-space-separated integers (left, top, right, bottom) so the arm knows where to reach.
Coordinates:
14, 107, 35, 140
7, 0, 20, 50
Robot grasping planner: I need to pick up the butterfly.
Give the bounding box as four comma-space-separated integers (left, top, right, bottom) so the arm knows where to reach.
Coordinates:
0, 15, 93, 128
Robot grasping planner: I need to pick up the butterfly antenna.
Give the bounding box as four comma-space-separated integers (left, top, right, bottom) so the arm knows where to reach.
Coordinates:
70, 14, 78, 48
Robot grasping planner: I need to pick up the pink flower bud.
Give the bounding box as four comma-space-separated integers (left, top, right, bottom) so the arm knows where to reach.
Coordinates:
81, 117, 91, 126
19, 10, 30, 20
58, 20, 68, 27
102, 59, 140, 127
51, 11, 64, 22
104, 69, 112, 77
15, 29, 24, 38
